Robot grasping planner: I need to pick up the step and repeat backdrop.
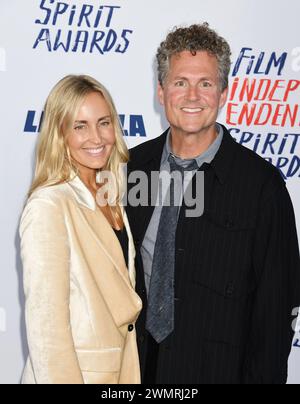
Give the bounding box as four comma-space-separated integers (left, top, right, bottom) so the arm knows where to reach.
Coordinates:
0, 0, 299, 384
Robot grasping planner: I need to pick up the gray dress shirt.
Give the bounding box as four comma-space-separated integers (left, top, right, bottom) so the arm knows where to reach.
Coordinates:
141, 124, 224, 294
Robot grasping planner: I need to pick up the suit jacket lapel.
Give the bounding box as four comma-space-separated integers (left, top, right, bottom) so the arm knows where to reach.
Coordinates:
127, 130, 168, 244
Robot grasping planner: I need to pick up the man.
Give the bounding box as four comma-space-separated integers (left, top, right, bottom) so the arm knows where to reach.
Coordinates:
126, 23, 300, 384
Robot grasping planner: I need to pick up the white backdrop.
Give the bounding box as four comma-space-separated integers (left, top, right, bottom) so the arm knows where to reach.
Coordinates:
0, 0, 299, 384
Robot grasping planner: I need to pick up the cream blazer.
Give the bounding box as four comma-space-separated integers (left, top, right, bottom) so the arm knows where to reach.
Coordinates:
20, 176, 142, 384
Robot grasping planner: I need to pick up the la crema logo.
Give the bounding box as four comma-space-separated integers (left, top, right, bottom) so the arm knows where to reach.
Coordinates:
24, 110, 147, 138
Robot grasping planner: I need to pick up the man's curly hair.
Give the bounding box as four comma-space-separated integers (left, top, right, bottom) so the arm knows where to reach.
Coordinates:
157, 23, 231, 91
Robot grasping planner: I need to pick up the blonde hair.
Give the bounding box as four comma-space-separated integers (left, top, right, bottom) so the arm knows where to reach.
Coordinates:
29, 74, 129, 228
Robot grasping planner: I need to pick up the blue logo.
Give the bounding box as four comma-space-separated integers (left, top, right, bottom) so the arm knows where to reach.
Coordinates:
227, 47, 300, 180
294, 338, 300, 348
33, 1, 133, 54
232, 47, 288, 77
229, 128, 300, 179
24, 110, 147, 137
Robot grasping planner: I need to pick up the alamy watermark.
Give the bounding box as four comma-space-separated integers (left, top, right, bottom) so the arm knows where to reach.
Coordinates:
96, 165, 205, 218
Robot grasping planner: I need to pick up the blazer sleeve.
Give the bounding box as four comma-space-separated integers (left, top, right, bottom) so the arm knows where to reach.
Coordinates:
243, 173, 300, 384
20, 194, 84, 384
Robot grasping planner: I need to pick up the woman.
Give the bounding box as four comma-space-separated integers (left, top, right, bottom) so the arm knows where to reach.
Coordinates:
20, 75, 142, 384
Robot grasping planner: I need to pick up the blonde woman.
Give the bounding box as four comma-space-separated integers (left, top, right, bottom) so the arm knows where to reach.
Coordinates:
20, 75, 142, 384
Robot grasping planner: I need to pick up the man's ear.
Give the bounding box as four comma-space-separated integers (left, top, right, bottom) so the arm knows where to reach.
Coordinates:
157, 83, 165, 106
219, 87, 229, 109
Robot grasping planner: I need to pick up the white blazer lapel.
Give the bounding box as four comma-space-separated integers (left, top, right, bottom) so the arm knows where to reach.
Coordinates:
67, 175, 136, 290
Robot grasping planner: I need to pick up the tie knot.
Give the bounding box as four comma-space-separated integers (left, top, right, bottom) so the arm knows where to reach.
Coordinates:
168, 154, 198, 173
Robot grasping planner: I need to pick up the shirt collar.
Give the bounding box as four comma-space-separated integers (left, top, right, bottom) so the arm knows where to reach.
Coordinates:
129, 124, 238, 185
161, 123, 224, 169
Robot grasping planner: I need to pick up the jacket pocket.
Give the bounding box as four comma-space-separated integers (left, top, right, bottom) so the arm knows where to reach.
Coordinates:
76, 348, 122, 373
189, 210, 256, 299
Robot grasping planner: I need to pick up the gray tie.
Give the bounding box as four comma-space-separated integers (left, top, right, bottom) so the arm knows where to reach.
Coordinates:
146, 154, 198, 343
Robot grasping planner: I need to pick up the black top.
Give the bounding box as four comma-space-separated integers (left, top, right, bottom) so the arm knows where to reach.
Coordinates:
114, 227, 129, 268
126, 124, 300, 384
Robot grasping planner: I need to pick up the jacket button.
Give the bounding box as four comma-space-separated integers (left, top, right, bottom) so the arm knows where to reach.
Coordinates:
225, 283, 235, 296
225, 219, 234, 228
128, 324, 134, 332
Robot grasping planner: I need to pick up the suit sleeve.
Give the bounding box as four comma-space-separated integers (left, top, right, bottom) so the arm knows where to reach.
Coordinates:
20, 195, 84, 384
243, 173, 300, 384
